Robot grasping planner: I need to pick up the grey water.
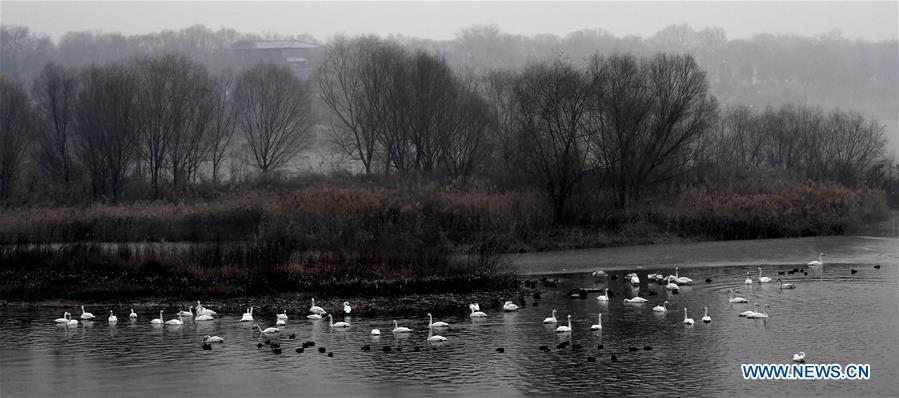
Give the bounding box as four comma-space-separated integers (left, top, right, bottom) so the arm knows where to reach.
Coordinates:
2, 240, 898, 396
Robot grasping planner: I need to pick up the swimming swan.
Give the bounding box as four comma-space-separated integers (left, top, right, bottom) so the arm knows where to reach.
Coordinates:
276, 309, 288, 320
757, 268, 771, 283
54, 312, 70, 323
129, 308, 138, 319
744, 272, 753, 285
624, 297, 648, 304
328, 314, 350, 328
343, 302, 352, 315
807, 253, 824, 266
80, 306, 95, 320
469, 304, 487, 318
674, 267, 693, 284
165, 314, 183, 326
427, 325, 447, 342
151, 310, 164, 324
590, 313, 603, 330
597, 289, 609, 302
309, 299, 326, 315
108, 311, 117, 323
701, 306, 711, 323
542, 309, 558, 324
652, 301, 669, 312
793, 352, 806, 362
240, 307, 254, 322
502, 301, 519, 311
392, 320, 412, 333
729, 289, 748, 303
428, 313, 450, 328
253, 324, 280, 334
204, 335, 224, 343
778, 279, 796, 289
555, 315, 572, 333
740, 303, 759, 317
747, 304, 769, 319
683, 308, 694, 325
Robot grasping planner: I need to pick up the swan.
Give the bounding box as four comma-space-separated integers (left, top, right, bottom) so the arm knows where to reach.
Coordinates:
647, 272, 664, 282
592, 270, 607, 278
757, 268, 771, 283
652, 301, 669, 312
793, 352, 806, 362
79, 306, 95, 320
177, 307, 193, 316
204, 335, 224, 343
392, 320, 412, 333
253, 324, 280, 334
778, 279, 796, 289
240, 307, 254, 322
542, 309, 558, 324
108, 311, 117, 323
276, 318, 286, 326
590, 313, 603, 330
729, 289, 748, 303
748, 304, 769, 319
626, 273, 640, 286
427, 325, 447, 342
744, 272, 753, 284
328, 314, 350, 328
65, 313, 78, 326
195, 312, 215, 321
276, 309, 288, 320
195, 301, 217, 316
701, 306, 711, 323
129, 308, 138, 319
428, 313, 449, 328
165, 314, 183, 326
306, 313, 322, 320
370, 329, 381, 336
674, 267, 693, 284
151, 310, 164, 324
55, 312, 70, 323
808, 252, 824, 266
665, 281, 679, 290
597, 288, 609, 302
502, 301, 519, 311
623, 297, 648, 304
555, 315, 572, 333
469, 304, 487, 318
740, 303, 759, 317
683, 308, 694, 325
309, 298, 326, 315
343, 302, 352, 315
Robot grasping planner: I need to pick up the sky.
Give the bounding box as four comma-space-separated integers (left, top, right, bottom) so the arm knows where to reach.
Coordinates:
2, 1, 897, 42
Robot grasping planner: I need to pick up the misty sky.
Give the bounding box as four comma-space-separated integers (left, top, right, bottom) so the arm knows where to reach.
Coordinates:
2, 1, 897, 42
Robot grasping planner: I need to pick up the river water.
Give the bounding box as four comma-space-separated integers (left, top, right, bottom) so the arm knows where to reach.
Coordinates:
2, 235, 897, 396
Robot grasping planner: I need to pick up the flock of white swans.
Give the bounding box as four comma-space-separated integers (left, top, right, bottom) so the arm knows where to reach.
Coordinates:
53, 253, 835, 361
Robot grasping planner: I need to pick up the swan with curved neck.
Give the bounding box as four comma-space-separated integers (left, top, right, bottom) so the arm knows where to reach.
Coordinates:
469, 304, 487, 318
542, 309, 558, 324
674, 267, 693, 284
502, 301, 519, 311
328, 314, 350, 328
309, 299, 325, 315
253, 324, 279, 333
392, 320, 412, 333
701, 306, 711, 323
129, 308, 138, 319
150, 310, 164, 324
808, 253, 824, 266
54, 312, 70, 323
428, 313, 449, 328
653, 301, 669, 312
748, 304, 769, 319
683, 308, 694, 325
427, 324, 447, 342
165, 314, 183, 326
623, 297, 648, 304
757, 268, 771, 283
597, 289, 609, 302
80, 306, 95, 320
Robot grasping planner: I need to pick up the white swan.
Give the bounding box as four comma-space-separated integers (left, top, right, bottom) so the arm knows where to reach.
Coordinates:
65, 313, 78, 326
647, 273, 664, 282
165, 314, 183, 326
178, 307, 193, 316
793, 352, 806, 362
592, 270, 607, 278
666, 281, 679, 290
748, 304, 769, 319
757, 268, 771, 283
55, 312, 70, 323
204, 335, 224, 343
542, 309, 558, 324
150, 310, 164, 324
79, 306, 95, 320
309, 298, 326, 315
729, 289, 748, 303
306, 313, 322, 320
778, 279, 796, 289
428, 313, 449, 328
469, 304, 487, 318
275, 317, 286, 326
744, 272, 753, 284
195, 301, 217, 316
370, 329, 381, 336
502, 301, 519, 311
674, 267, 693, 284
253, 324, 280, 334
808, 252, 824, 266
740, 303, 760, 317
129, 308, 138, 319
328, 314, 350, 328
276, 309, 288, 320
108, 311, 117, 323
343, 302, 352, 315
590, 313, 602, 330
683, 308, 694, 325
597, 288, 609, 302
623, 297, 648, 304
195, 312, 215, 321
427, 325, 447, 342
627, 273, 640, 286
392, 320, 412, 333
555, 315, 572, 333
652, 301, 669, 312
701, 306, 711, 323
240, 307, 254, 322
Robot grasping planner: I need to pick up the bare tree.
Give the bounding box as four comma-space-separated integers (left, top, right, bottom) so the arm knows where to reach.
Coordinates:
234, 62, 314, 173
31, 63, 79, 191
0, 77, 35, 199
204, 71, 236, 185
74, 64, 140, 201
512, 60, 595, 223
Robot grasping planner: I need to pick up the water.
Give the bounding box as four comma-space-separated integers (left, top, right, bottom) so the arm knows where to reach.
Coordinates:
2, 257, 897, 397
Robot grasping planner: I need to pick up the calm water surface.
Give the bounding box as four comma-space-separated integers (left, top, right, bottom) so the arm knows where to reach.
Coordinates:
2, 240, 898, 397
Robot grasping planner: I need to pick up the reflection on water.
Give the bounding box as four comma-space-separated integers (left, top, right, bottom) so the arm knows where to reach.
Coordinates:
1, 263, 897, 396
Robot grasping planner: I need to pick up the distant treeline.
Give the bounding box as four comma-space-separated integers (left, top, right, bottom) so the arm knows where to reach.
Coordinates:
0, 32, 896, 221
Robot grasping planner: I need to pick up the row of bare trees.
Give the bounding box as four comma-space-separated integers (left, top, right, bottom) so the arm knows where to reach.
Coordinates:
0, 55, 313, 201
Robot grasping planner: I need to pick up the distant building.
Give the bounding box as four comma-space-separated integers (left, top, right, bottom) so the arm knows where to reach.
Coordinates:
231, 40, 320, 79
